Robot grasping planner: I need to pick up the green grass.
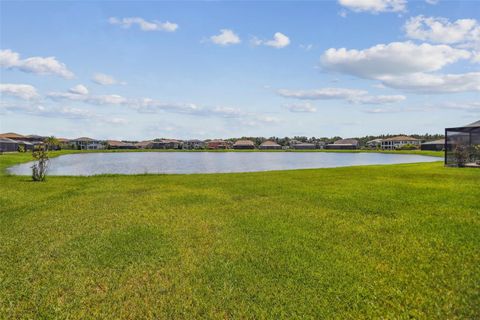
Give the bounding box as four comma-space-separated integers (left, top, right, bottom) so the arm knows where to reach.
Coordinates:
0, 151, 478, 318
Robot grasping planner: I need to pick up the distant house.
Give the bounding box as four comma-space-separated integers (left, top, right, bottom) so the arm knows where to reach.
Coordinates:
233, 140, 255, 149
106, 140, 137, 149
150, 139, 182, 149
24, 135, 46, 143
135, 141, 154, 149
18, 141, 34, 151
421, 139, 445, 151
0, 133, 43, 151
259, 140, 281, 150
325, 138, 359, 150
207, 140, 231, 149
0, 138, 19, 152
70, 137, 105, 150
293, 143, 316, 150
183, 139, 205, 150
366, 139, 383, 148
317, 141, 326, 149
0, 132, 26, 141
381, 136, 420, 150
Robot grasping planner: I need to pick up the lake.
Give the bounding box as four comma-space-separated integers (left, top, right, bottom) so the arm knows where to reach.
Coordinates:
7, 152, 439, 176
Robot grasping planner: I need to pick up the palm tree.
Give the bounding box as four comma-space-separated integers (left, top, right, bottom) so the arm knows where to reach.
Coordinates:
44, 136, 60, 151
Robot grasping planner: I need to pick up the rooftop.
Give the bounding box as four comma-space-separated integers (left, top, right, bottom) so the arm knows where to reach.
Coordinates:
334, 138, 358, 145
383, 136, 419, 142
72, 137, 96, 142
260, 140, 281, 146
0, 132, 25, 139
422, 139, 445, 145
234, 140, 255, 145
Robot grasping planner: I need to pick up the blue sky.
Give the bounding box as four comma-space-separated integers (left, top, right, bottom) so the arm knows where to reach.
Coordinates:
1, 0, 479, 140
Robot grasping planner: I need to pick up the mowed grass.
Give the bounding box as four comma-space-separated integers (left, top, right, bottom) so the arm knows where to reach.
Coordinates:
0, 152, 479, 318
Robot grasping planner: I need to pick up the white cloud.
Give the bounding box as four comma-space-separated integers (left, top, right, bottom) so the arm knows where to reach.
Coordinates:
321, 41, 471, 79
473, 52, 480, 63
285, 102, 317, 113
380, 72, 480, 93
265, 33, 291, 48
92, 73, 125, 86
425, 0, 439, 4
48, 91, 128, 105
108, 17, 178, 32
252, 32, 290, 48
300, 44, 314, 51
338, 0, 406, 13
278, 87, 366, 100
364, 101, 480, 114
278, 87, 406, 104
404, 16, 480, 46
1, 102, 128, 125
68, 84, 89, 95
210, 29, 241, 46
352, 94, 406, 104
46, 88, 278, 126
0, 49, 74, 79
0, 83, 39, 100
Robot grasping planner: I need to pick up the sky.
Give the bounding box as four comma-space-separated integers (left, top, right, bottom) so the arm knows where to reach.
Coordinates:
0, 0, 479, 140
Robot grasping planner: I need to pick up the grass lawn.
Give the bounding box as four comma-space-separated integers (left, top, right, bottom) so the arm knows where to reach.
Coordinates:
0, 151, 479, 318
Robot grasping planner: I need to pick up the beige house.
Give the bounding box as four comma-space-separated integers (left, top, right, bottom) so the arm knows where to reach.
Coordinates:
259, 141, 281, 150
233, 140, 255, 149
381, 136, 420, 150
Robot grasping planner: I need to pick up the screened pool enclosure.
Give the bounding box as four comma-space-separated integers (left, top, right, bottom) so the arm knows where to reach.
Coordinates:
445, 120, 480, 167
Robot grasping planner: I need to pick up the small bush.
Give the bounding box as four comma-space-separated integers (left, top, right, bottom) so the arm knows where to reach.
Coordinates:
31, 146, 49, 181
453, 145, 469, 167
398, 144, 418, 150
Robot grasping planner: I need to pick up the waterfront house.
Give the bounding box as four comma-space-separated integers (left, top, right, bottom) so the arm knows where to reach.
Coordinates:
381, 136, 420, 150
293, 143, 316, 150
18, 140, 34, 151
70, 137, 105, 150
325, 138, 359, 150
207, 140, 231, 149
366, 139, 383, 149
233, 140, 255, 149
150, 139, 183, 149
0, 138, 19, 152
135, 141, 153, 149
184, 139, 206, 150
0, 132, 26, 141
421, 139, 445, 151
106, 140, 137, 149
259, 141, 282, 150
24, 135, 46, 143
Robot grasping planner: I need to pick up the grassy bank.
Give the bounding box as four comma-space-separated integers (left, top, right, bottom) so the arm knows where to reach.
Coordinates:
0, 152, 478, 318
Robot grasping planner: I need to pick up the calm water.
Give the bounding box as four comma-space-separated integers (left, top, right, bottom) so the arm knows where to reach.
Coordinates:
8, 152, 439, 176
